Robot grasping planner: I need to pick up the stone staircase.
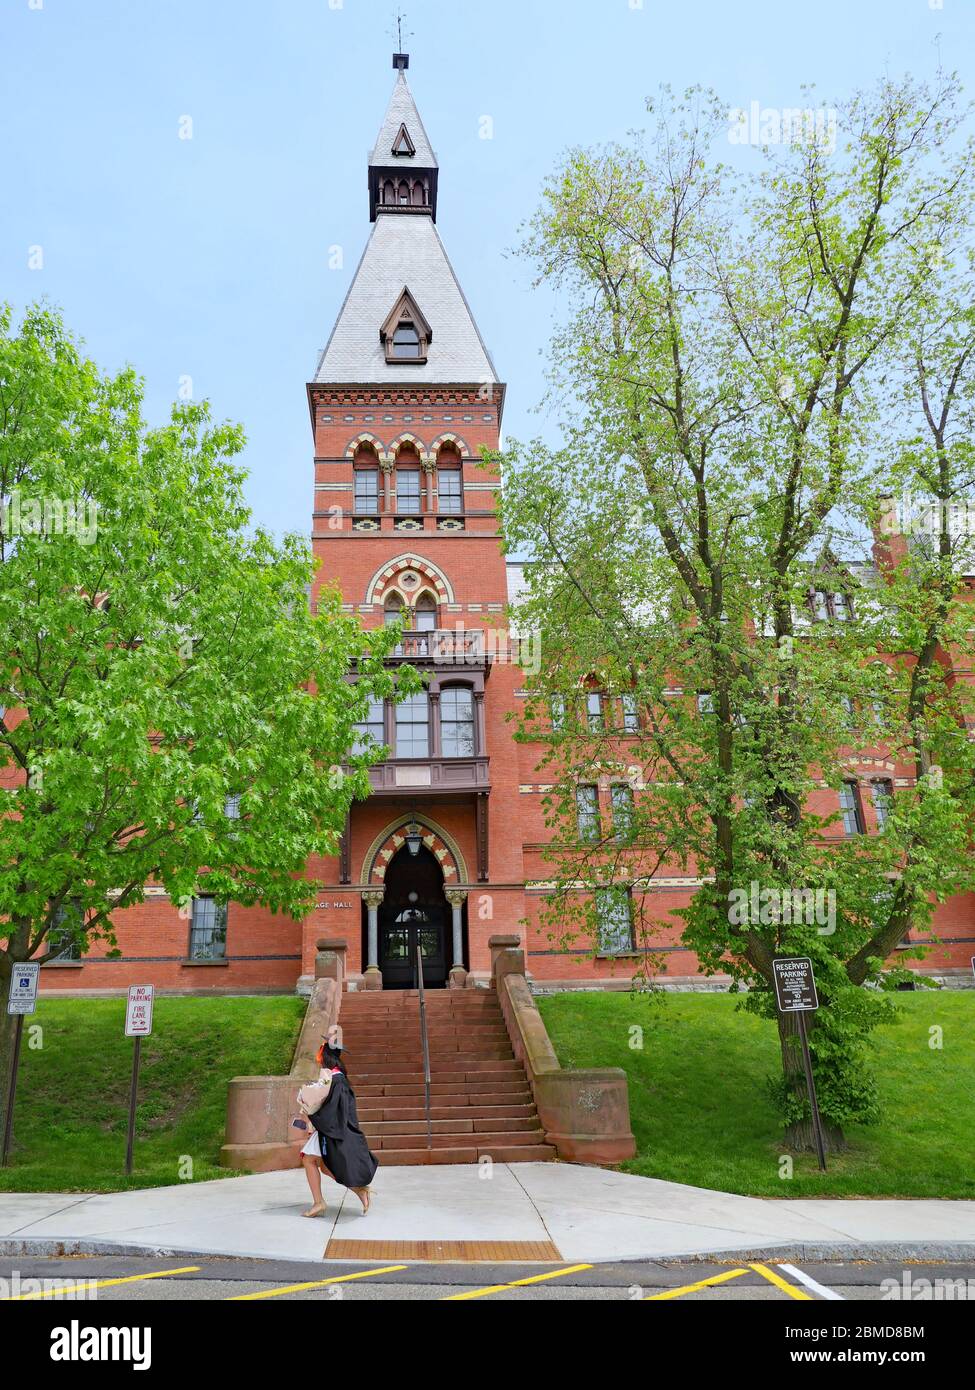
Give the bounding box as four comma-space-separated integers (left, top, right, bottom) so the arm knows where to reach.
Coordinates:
340, 989, 556, 1165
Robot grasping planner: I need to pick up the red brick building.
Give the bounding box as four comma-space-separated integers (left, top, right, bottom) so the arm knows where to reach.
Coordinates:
38, 56, 975, 996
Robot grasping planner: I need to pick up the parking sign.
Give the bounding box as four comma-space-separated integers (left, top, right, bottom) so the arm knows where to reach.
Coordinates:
772, 956, 819, 1013
125, 984, 155, 1037
7, 963, 40, 1016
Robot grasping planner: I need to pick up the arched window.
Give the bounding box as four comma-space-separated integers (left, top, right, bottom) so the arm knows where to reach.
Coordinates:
398, 180, 411, 205
391, 322, 422, 359
396, 464, 421, 514
871, 778, 893, 830
354, 446, 380, 513
383, 180, 395, 205
437, 446, 463, 515
414, 594, 437, 632
839, 781, 864, 836
384, 593, 405, 626
412, 181, 425, 206
441, 686, 475, 757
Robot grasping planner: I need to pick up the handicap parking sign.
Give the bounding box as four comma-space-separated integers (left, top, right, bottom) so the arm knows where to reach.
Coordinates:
7, 963, 40, 1016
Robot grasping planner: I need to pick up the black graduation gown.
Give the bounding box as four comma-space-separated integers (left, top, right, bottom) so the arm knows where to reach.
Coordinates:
310, 1072, 378, 1189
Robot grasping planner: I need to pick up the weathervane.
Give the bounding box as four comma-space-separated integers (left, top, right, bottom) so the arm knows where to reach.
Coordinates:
389, 9, 413, 51
389, 9, 413, 67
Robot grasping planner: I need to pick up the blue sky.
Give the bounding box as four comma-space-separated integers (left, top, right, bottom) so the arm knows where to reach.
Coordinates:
1, 0, 970, 540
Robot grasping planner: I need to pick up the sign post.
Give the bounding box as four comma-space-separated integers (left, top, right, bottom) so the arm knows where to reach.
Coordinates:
124, 985, 154, 1176
772, 956, 827, 1172
3, 962, 40, 1168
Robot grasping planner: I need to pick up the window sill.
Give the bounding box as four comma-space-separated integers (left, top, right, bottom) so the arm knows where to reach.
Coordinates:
181, 958, 230, 968
595, 951, 640, 960
41, 960, 85, 969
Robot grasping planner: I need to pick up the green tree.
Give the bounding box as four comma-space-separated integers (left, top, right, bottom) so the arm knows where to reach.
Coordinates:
0, 306, 409, 1139
498, 76, 975, 1149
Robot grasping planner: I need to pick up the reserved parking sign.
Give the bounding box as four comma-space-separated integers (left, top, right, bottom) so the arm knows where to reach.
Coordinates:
7, 963, 40, 1016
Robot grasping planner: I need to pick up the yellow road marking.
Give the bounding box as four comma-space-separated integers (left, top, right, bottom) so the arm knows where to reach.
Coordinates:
8, 1266, 201, 1300
444, 1263, 593, 1300
645, 1267, 749, 1300
749, 1262, 812, 1300
228, 1265, 408, 1300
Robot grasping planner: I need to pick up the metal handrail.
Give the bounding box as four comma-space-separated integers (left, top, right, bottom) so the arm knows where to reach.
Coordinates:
415, 944, 433, 1150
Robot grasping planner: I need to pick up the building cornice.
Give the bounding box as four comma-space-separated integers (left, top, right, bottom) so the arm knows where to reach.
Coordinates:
307, 381, 506, 429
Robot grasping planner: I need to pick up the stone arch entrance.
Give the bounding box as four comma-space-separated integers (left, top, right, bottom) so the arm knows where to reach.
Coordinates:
369, 845, 452, 989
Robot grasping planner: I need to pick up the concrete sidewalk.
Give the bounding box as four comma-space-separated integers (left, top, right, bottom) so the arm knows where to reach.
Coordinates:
2, 1164, 974, 1264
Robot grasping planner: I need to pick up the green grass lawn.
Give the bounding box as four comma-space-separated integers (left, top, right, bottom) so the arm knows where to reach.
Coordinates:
0, 996, 305, 1193
537, 990, 975, 1198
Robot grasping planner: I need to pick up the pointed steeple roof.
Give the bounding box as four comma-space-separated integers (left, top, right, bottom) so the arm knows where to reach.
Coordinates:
315, 57, 499, 391
315, 215, 498, 385
369, 70, 437, 171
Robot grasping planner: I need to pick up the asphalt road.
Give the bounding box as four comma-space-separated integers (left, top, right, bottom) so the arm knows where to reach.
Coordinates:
3, 1254, 974, 1301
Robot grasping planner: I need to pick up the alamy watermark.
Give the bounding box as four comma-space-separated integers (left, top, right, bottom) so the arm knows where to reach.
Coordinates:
1, 491, 99, 546
728, 101, 838, 154
2, 1270, 98, 1300
728, 882, 836, 935
393, 623, 541, 674
881, 1271, 974, 1300
882, 491, 975, 538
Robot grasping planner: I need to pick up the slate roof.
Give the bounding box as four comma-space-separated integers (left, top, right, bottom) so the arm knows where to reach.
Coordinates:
315, 213, 499, 385
369, 71, 437, 169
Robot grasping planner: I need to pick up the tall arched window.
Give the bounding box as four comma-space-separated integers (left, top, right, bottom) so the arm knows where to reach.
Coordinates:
871, 778, 893, 830
840, 781, 864, 836
396, 462, 422, 513
384, 593, 405, 626
398, 180, 411, 205
437, 445, 463, 515
383, 180, 395, 204
441, 686, 475, 757
353, 444, 380, 515
412, 181, 425, 206
414, 594, 437, 632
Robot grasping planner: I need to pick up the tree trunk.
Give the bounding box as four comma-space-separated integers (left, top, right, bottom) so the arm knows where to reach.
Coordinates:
776, 1010, 846, 1154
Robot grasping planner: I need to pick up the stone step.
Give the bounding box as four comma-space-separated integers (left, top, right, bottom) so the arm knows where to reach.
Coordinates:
342, 1000, 497, 1011
357, 1103, 538, 1123
340, 1023, 509, 1034
342, 997, 500, 1009
343, 1011, 502, 1022
372, 1128, 546, 1151
343, 1011, 503, 1024
343, 1043, 512, 1056
376, 1143, 557, 1166
347, 1051, 514, 1067
355, 1084, 532, 1103
363, 1117, 541, 1138
350, 1061, 520, 1084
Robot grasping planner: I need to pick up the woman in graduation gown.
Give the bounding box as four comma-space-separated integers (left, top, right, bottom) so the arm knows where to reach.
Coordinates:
309, 1042, 378, 1214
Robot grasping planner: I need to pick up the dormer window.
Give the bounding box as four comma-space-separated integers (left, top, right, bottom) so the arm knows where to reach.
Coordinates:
809, 588, 854, 622
381, 287, 431, 365
392, 122, 416, 158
